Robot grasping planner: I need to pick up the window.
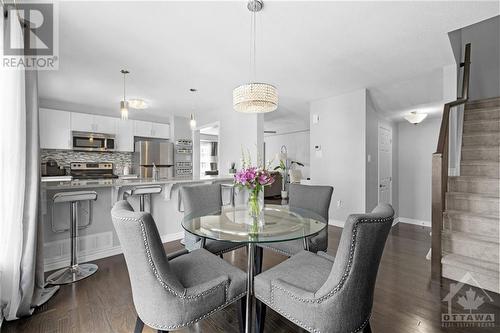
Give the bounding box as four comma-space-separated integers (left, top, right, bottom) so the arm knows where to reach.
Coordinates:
200, 141, 213, 175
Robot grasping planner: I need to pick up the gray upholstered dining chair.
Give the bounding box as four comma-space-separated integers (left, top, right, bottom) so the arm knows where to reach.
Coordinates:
254, 203, 394, 333
111, 200, 247, 333
180, 183, 245, 256
258, 183, 333, 259
254, 184, 333, 332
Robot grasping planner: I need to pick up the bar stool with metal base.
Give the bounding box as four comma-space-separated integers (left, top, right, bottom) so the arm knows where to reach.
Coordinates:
123, 185, 162, 212
46, 191, 98, 285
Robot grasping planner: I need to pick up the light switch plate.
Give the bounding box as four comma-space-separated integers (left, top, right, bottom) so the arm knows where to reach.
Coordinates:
312, 114, 320, 124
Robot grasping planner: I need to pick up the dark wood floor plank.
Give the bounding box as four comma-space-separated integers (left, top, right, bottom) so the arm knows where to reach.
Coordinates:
3, 224, 499, 333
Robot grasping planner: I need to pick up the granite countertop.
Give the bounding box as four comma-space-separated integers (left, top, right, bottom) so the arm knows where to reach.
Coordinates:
41, 175, 235, 190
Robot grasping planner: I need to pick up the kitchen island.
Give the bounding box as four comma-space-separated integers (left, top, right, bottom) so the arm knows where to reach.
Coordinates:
41, 175, 234, 272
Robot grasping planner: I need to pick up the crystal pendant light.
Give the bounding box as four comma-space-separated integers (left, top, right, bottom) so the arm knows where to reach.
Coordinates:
233, 0, 278, 113
120, 70, 129, 120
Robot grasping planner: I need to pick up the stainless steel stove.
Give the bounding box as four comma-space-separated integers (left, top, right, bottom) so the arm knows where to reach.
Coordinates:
70, 162, 118, 180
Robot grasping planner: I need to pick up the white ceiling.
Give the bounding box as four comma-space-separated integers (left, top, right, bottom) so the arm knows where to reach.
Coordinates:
39, 1, 499, 129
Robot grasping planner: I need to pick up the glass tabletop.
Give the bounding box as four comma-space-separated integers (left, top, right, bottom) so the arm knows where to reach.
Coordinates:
181, 204, 327, 243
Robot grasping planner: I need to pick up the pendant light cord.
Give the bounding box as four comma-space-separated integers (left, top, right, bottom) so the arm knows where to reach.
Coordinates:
253, 9, 256, 81
123, 72, 126, 101
250, 5, 257, 82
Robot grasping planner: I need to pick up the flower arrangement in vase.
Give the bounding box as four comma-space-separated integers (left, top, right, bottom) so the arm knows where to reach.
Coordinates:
233, 149, 275, 224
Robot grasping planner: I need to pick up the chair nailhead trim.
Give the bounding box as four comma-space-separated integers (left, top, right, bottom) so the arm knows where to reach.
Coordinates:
258, 296, 319, 333
214, 244, 246, 255
149, 292, 246, 330
352, 315, 372, 333
113, 214, 247, 329
266, 215, 393, 332
191, 239, 245, 255
257, 295, 372, 333
112, 215, 228, 300
260, 244, 294, 256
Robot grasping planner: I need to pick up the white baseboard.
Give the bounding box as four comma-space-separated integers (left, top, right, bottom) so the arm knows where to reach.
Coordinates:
44, 245, 123, 272
396, 217, 431, 227
44, 231, 185, 272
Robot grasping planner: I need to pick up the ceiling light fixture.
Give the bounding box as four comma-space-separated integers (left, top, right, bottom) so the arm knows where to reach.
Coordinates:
128, 98, 148, 109
233, 0, 278, 113
190, 114, 196, 130
190, 88, 197, 130
120, 69, 129, 120
404, 111, 428, 125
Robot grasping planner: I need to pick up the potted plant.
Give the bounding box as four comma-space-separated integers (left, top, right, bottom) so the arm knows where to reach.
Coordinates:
273, 159, 289, 199
229, 162, 237, 174
274, 159, 304, 198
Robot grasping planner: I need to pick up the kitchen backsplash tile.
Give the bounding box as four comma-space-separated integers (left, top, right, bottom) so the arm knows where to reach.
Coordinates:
41, 149, 133, 175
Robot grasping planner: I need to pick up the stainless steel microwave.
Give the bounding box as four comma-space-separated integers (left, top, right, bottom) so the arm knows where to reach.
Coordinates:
72, 131, 115, 152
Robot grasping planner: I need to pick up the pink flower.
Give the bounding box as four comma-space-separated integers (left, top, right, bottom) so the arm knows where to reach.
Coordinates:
234, 167, 275, 188
258, 171, 274, 185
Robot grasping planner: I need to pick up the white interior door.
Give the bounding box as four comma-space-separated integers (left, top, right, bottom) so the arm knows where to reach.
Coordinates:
378, 125, 392, 204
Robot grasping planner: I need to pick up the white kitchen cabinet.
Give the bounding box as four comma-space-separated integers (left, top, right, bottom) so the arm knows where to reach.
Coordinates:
40, 108, 71, 149
93, 115, 117, 134
71, 113, 117, 134
134, 120, 153, 137
42, 109, 169, 151
117, 120, 134, 152
151, 123, 170, 139
70, 112, 95, 132
134, 120, 170, 138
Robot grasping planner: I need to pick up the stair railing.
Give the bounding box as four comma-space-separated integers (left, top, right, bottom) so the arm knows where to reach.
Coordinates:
431, 43, 471, 282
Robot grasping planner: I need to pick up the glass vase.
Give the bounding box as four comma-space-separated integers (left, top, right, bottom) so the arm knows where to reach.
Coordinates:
247, 187, 264, 221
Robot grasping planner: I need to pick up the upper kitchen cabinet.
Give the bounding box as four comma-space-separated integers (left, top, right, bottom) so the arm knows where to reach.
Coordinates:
70, 112, 94, 132
93, 115, 117, 134
70, 112, 117, 134
151, 122, 170, 139
134, 120, 153, 137
40, 108, 71, 149
134, 120, 170, 139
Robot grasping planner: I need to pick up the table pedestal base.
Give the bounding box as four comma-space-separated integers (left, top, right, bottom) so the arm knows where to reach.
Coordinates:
245, 243, 255, 333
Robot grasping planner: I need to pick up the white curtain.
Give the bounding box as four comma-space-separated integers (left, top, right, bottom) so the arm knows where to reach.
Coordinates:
0, 11, 58, 323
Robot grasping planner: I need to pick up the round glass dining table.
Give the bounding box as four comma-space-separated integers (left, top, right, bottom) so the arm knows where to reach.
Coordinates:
181, 204, 327, 333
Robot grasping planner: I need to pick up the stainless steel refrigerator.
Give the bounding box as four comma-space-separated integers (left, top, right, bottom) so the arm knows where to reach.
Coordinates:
133, 139, 174, 178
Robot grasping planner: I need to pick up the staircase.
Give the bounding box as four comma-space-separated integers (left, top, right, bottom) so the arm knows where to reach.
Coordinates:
441, 96, 500, 293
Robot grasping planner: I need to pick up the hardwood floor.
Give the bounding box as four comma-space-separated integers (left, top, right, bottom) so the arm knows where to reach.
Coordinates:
3, 223, 499, 333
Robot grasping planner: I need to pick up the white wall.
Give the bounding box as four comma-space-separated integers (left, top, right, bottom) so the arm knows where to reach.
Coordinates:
218, 112, 264, 173
264, 130, 310, 178
310, 89, 367, 224
397, 117, 441, 223
449, 16, 500, 101
170, 115, 191, 141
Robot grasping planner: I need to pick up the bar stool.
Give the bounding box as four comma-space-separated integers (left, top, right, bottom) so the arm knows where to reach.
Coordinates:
123, 185, 162, 212
47, 191, 98, 285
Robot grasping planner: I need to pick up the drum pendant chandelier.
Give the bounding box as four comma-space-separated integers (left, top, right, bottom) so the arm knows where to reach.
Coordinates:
233, 0, 278, 113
